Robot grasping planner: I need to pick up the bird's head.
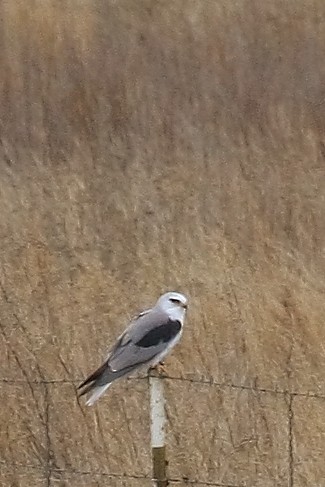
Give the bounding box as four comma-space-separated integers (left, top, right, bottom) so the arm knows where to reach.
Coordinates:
156, 292, 188, 320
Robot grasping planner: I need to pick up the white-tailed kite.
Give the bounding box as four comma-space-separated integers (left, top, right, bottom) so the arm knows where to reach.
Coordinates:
78, 291, 188, 406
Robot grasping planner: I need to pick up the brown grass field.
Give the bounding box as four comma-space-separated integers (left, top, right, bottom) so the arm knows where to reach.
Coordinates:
1, 1, 325, 486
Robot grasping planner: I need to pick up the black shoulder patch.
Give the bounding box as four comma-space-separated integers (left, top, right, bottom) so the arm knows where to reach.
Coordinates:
136, 320, 182, 348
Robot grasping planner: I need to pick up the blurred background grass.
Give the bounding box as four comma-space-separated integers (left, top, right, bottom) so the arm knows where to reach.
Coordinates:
1, 1, 325, 486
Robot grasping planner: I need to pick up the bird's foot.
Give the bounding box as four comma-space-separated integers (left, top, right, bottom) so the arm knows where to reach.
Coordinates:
149, 361, 167, 377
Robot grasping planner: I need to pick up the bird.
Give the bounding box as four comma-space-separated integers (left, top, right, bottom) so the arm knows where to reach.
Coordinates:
78, 291, 188, 406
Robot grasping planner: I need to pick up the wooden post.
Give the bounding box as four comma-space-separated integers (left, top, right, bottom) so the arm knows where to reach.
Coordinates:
149, 371, 168, 487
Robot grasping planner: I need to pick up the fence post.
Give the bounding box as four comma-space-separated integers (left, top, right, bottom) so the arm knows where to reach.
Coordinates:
149, 369, 168, 487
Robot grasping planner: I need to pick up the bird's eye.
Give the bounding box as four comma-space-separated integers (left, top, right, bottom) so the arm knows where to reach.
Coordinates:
169, 298, 181, 304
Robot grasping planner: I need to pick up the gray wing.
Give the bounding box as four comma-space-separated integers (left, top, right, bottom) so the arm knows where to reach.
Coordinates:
107, 308, 182, 372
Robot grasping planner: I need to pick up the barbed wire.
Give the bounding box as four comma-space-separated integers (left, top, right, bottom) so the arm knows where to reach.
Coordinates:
1, 373, 325, 400
0, 461, 243, 487
2, 372, 319, 486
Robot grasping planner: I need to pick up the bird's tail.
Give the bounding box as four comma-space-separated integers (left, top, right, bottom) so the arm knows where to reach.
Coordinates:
78, 362, 114, 406
84, 383, 112, 406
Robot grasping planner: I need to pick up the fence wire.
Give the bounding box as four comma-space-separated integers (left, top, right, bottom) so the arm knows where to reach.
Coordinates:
2, 373, 325, 399
2, 372, 324, 486
0, 460, 242, 487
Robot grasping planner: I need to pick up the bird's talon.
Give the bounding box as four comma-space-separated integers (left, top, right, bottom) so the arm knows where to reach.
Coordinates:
149, 362, 167, 376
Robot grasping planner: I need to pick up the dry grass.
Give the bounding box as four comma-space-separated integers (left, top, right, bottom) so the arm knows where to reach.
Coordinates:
1, 1, 325, 486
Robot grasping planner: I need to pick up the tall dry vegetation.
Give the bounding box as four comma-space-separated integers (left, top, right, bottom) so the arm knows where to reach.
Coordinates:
1, 1, 325, 486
